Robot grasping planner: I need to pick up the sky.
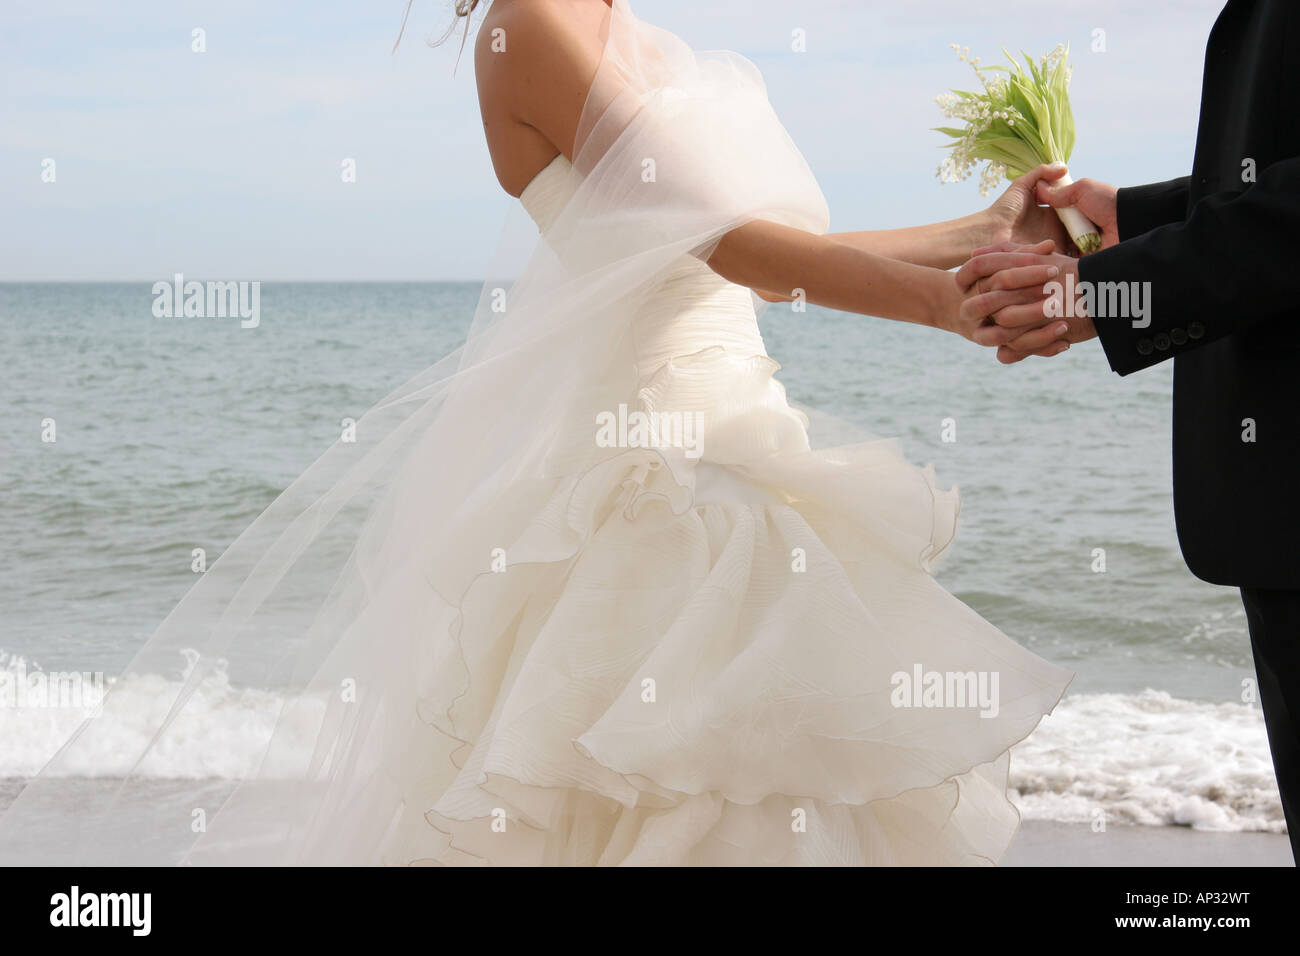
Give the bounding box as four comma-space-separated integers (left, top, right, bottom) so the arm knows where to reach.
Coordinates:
1, 0, 1227, 280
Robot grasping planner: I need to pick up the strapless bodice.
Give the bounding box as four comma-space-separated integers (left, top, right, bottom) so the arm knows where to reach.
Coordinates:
519, 154, 806, 463
518, 154, 575, 234
522, 155, 766, 375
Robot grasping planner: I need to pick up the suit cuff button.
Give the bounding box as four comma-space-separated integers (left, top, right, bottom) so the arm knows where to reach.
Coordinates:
1137, 338, 1155, 355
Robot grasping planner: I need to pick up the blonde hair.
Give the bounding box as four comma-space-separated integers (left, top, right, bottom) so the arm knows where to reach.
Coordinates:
393, 1, 485, 59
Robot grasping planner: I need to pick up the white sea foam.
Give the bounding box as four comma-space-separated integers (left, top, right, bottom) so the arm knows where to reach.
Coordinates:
1010, 689, 1284, 833
0, 651, 313, 780
0, 653, 1284, 833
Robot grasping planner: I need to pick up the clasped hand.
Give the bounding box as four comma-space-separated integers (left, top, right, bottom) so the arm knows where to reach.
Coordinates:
956, 241, 1095, 363
951, 167, 1115, 364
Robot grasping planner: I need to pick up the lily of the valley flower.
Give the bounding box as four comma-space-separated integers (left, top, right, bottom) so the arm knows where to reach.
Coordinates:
935, 43, 1102, 254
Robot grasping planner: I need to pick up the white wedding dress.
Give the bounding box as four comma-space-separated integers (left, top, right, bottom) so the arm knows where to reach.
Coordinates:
0, 0, 1071, 866
393, 154, 1070, 865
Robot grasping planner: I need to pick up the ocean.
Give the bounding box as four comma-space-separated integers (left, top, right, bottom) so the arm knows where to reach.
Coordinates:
0, 281, 1282, 835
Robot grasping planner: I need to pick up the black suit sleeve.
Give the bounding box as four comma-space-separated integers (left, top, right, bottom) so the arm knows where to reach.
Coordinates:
1079, 158, 1300, 376
1116, 176, 1190, 239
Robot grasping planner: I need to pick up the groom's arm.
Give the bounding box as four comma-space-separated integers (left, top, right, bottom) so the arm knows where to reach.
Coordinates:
1080, 158, 1300, 376
1115, 176, 1190, 239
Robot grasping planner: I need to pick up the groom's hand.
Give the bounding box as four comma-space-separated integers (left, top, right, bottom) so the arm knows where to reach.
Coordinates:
953, 241, 1071, 354
1036, 176, 1120, 251
994, 253, 1097, 363
959, 250, 1099, 363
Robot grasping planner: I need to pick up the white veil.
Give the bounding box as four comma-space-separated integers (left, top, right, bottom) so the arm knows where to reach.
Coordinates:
0, 0, 832, 864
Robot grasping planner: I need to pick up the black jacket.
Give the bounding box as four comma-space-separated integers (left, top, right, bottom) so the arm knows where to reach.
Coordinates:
1079, 0, 1300, 589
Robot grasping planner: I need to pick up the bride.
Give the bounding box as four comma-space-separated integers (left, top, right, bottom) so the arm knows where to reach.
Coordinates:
1, 0, 1074, 866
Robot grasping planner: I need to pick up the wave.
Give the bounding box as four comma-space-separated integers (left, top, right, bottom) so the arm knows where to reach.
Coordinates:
0, 650, 309, 780
1009, 689, 1283, 833
0, 652, 1283, 833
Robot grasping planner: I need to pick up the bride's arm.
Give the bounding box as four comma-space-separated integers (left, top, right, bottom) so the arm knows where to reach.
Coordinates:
708, 220, 956, 328
482, 4, 1064, 347
824, 165, 1073, 270
825, 216, 990, 271
707, 219, 1064, 346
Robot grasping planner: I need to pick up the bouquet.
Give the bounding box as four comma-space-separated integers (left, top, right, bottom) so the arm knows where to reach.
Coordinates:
935, 43, 1101, 254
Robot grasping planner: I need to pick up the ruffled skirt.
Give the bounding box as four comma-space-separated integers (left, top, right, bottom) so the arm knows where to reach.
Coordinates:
255, 349, 1074, 867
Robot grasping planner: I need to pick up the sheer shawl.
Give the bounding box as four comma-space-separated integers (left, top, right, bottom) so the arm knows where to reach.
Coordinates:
0, 0, 829, 864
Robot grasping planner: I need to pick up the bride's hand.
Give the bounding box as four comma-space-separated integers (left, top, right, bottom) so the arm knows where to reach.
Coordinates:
983, 164, 1075, 256
960, 249, 1099, 363
942, 239, 1070, 352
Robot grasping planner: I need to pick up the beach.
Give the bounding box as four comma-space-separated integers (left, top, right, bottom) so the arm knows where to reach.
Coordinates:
1007, 821, 1292, 867
0, 281, 1287, 862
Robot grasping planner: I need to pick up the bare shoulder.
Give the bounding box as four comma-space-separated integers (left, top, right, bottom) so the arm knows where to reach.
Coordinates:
475, 0, 607, 106
476, 0, 580, 53
475, 0, 608, 180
